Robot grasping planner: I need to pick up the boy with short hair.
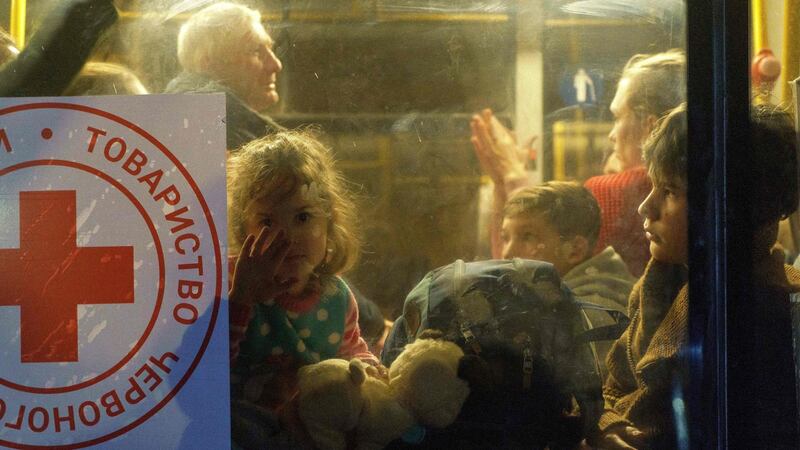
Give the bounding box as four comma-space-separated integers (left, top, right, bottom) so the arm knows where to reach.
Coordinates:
598, 103, 690, 450
598, 103, 800, 449
501, 181, 636, 378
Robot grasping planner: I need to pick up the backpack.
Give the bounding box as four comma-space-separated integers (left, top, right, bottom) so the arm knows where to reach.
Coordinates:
382, 258, 628, 449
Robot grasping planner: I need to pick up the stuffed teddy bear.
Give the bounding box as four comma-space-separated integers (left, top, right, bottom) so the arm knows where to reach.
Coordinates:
296, 338, 469, 450
297, 358, 413, 450
388, 337, 470, 429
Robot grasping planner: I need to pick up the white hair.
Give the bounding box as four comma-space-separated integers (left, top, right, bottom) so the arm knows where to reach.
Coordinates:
176, 2, 266, 73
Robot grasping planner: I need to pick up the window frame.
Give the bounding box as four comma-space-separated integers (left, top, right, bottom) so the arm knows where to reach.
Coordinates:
686, 0, 765, 447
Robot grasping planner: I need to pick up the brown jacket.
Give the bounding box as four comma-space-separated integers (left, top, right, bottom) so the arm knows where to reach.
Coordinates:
599, 252, 800, 447
598, 259, 688, 445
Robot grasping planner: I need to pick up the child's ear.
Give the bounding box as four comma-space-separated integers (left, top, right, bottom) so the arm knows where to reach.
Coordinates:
348, 359, 367, 386
561, 235, 590, 266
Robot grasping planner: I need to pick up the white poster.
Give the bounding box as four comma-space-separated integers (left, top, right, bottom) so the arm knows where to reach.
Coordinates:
0, 94, 229, 449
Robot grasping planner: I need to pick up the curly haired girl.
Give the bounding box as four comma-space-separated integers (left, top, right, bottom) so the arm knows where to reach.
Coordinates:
227, 130, 381, 415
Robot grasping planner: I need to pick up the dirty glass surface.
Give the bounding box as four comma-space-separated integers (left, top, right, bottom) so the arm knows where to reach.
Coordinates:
0, 0, 705, 448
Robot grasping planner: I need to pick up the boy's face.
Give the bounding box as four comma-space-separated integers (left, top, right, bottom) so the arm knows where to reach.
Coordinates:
638, 178, 688, 265
500, 213, 575, 276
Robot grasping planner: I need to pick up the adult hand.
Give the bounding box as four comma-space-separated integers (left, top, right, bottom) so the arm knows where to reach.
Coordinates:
469, 108, 529, 186
597, 425, 645, 450
229, 226, 294, 306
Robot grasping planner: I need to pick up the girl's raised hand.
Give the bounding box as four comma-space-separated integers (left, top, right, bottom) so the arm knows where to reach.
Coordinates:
229, 226, 294, 306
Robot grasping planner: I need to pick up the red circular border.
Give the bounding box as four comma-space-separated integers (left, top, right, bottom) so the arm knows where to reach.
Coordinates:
0, 102, 224, 449
0, 161, 165, 393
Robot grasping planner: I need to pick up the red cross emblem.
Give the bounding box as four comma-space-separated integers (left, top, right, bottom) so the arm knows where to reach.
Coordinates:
0, 190, 134, 363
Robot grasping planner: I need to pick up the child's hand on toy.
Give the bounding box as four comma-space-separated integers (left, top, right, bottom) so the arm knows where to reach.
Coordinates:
230, 225, 295, 305
365, 364, 389, 382
598, 424, 645, 450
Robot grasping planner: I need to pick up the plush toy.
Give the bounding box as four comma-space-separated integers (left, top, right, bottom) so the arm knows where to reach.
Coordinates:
297, 358, 413, 450
296, 338, 469, 450
388, 337, 470, 428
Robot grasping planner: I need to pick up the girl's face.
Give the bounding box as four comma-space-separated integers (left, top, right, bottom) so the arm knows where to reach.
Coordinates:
638, 178, 688, 265
244, 183, 329, 296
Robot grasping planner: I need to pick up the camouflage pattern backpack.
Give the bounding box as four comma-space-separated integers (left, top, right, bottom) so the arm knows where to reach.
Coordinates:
383, 258, 626, 449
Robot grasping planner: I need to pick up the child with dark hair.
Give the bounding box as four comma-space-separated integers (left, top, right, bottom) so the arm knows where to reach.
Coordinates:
599, 104, 800, 449
733, 105, 800, 448
598, 103, 690, 449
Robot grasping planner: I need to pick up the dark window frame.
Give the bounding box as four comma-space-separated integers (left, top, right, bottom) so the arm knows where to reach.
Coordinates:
685, 1, 788, 448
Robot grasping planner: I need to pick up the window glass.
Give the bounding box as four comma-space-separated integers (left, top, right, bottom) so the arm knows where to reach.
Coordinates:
0, 0, 695, 448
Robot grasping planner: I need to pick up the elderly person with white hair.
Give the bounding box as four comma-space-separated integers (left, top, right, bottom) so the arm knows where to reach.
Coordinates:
165, 2, 284, 151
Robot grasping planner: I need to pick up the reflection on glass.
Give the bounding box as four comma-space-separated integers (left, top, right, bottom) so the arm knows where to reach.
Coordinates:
0, 0, 716, 448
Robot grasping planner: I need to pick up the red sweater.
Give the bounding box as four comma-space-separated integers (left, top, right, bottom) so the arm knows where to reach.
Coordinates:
584, 167, 652, 277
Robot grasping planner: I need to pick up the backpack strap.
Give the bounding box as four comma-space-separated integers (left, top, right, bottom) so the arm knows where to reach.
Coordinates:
574, 301, 631, 342
522, 342, 533, 391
